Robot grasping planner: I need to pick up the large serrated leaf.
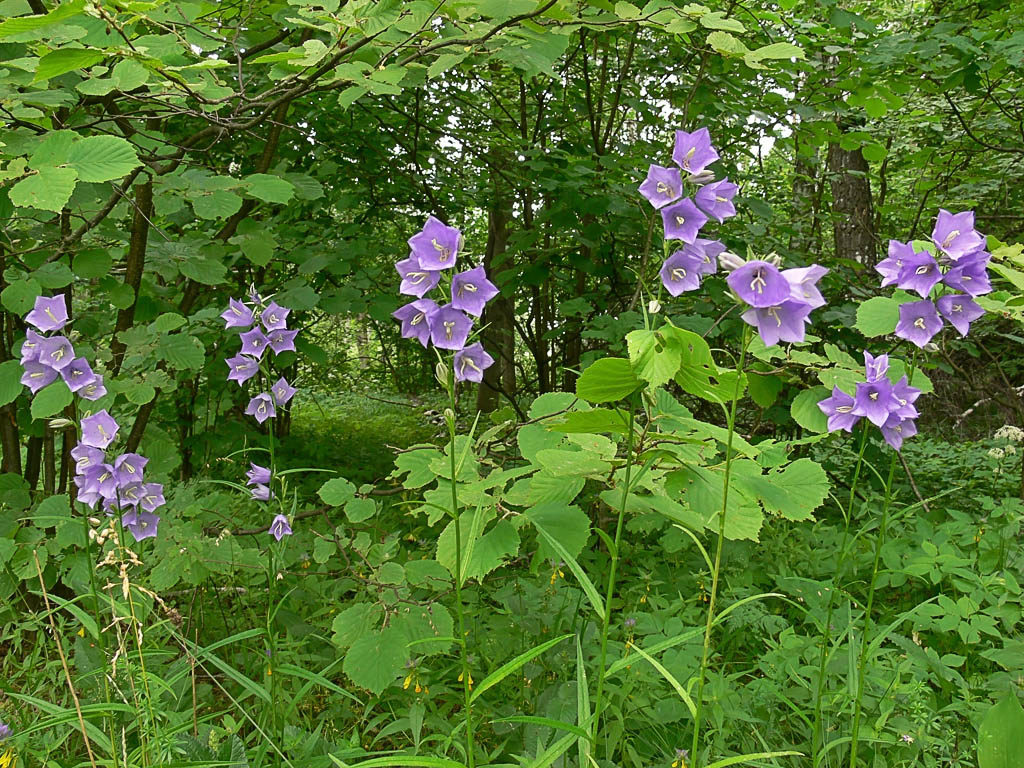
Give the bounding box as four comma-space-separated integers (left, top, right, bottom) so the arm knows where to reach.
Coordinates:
66, 135, 140, 182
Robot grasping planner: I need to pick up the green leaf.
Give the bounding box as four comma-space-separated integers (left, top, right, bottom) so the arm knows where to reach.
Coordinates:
530, 519, 606, 620
524, 503, 590, 560
331, 603, 380, 649
9, 167, 77, 212
152, 313, 186, 332
747, 372, 783, 407
319, 477, 356, 506
428, 53, 467, 79
979, 694, 1024, 768
29, 130, 75, 167
192, 190, 243, 220
548, 408, 630, 435
626, 328, 681, 389
0, 0, 87, 41
855, 296, 900, 337
343, 627, 408, 695
179, 257, 227, 285
159, 334, 205, 370
33, 262, 73, 289
34, 48, 104, 82
534, 449, 610, 477
31, 380, 73, 420
0, 360, 23, 406
345, 498, 376, 523
436, 511, 520, 582
73, 250, 112, 279
790, 386, 829, 433
332, 758, 466, 768
1, 278, 42, 314
576, 358, 640, 403
744, 41, 804, 67
735, 458, 828, 522
244, 173, 295, 204
700, 10, 744, 32
66, 135, 140, 182
706, 30, 750, 57
862, 142, 887, 162
111, 59, 149, 90
470, 633, 573, 703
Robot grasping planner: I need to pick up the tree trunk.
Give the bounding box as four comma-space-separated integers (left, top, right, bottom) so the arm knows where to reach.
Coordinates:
475, 201, 515, 413
827, 125, 875, 264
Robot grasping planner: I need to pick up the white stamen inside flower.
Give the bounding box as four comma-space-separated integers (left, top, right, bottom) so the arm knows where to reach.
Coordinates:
30, 372, 44, 379
913, 318, 926, 329
952, 303, 962, 312
670, 268, 687, 281
410, 312, 426, 326
837, 405, 853, 413
231, 306, 241, 315
941, 230, 959, 248
675, 216, 686, 226
682, 146, 696, 169
869, 392, 878, 401
656, 181, 675, 197
408, 272, 428, 285
97, 425, 108, 439
766, 306, 782, 327
458, 283, 477, 297
52, 348, 65, 362
915, 265, 930, 275
144, 495, 158, 506
444, 321, 455, 340
750, 270, 767, 294
269, 314, 278, 324
257, 403, 266, 415
431, 238, 452, 262
715, 195, 728, 203
45, 307, 58, 321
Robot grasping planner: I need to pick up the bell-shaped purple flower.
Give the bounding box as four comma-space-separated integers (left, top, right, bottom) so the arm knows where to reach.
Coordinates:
74, 473, 102, 508
269, 513, 292, 540
659, 249, 704, 296
880, 414, 917, 451
728, 260, 791, 308
246, 393, 276, 424
25, 294, 69, 332
221, 298, 255, 329
246, 463, 271, 486
239, 327, 270, 359
454, 342, 495, 383
261, 301, 290, 331
72, 442, 105, 475
408, 216, 461, 271
268, 328, 298, 355
863, 352, 889, 383
79, 376, 107, 401
741, 300, 812, 347
37, 335, 75, 371
932, 209, 985, 259
20, 360, 58, 394
396, 256, 441, 298
896, 249, 942, 298
81, 410, 119, 450
942, 251, 991, 296
113, 453, 148, 486
936, 293, 984, 336
226, 354, 259, 386
429, 304, 473, 351
118, 481, 144, 508
451, 266, 499, 317
817, 387, 861, 432
661, 198, 708, 244
393, 299, 439, 348
122, 508, 160, 541
20, 329, 44, 364
694, 178, 737, 223
638, 164, 683, 209
690, 238, 725, 275
672, 127, 719, 174
271, 377, 296, 405
61, 357, 96, 393
852, 376, 897, 427
892, 375, 922, 419
85, 463, 118, 501
140, 483, 165, 513
783, 265, 829, 309
895, 300, 943, 348
251, 483, 273, 501
877, 240, 913, 287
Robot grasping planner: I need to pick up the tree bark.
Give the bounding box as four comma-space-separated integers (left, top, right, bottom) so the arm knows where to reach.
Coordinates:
110, 180, 154, 375
476, 199, 515, 413
827, 125, 876, 264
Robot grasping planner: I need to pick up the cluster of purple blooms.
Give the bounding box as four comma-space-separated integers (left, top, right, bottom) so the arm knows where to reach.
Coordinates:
724, 255, 829, 347
639, 127, 737, 297
18, 295, 164, 541
878, 209, 990, 347
19, 294, 106, 399
817, 352, 923, 451
392, 217, 497, 383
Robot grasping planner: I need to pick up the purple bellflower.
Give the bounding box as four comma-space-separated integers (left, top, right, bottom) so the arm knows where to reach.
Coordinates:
268, 328, 298, 355
451, 266, 499, 317
936, 293, 985, 336
932, 209, 985, 259
140, 483, 165, 513
818, 387, 860, 432
25, 294, 69, 332
661, 198, 708, 244
694, 178, 738, 223
672, 127, 719, 174
37, 335, 74, 370
660, 249, 704, 296
221, 299, 255, 328
728, 260, 791, 308
690, 238, 725, 275
20, 361, 58, 394
81, 410, 119, 450
261, 302, 290, 331
877, 240, 915, 288
393, 299, 439, 348
740, 301, 812, 347
454, 342, 495, 383
113, 453, 148, 486
226, 354, 259, 385
269, 514, 292, 540
72, 443, 105, 474
429, 304, 473, 351
863, 352, 889, 382
246, 463, 271, 486
396, 256, 441, 298
895, 300, 943, 348
852, 375, 896, 428
74, 474, 101, 508
118, 482, 143, 508
783, 265, 829, 309
0, 720, 13, 741
239, 327, 270, 359
122, 508, 160, 542
271, 377, 297, 405
892, 375, 922, 419
409, 216, 461, 271
61, 357, 96, 393
880, 414, 918, 451
942, 251, 992, 296
79, 376, 107, 401
638, 165, 684, 209
246, 393, 276, 424
251, 484, 272, 501
20, 329, 44, 364
896, 249, 943, 297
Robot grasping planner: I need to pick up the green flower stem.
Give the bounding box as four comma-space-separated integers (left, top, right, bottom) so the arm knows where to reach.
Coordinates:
690, 325, 750, 768
848, 451, 899, 768
447, 367, 475, 768
811, 422, 870, 764
591, 396, 639, 749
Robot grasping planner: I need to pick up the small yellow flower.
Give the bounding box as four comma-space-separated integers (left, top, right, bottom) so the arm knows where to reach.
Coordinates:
1, 749, 17, 768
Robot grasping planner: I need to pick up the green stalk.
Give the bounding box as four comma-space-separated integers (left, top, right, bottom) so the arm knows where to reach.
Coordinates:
811, 422, 870, 764
848, 451, 899, 768
447, 367, 475, 768
590, 397, 638, 749
690, 325, 749, 768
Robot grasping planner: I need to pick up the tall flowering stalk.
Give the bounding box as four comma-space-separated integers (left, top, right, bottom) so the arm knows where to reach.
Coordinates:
392, 216, 498, 768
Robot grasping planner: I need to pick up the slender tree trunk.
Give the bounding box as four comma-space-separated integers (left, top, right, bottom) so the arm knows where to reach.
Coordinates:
111, 180, 154, 375
827, 122, 876, 264
790, 133, 820, 257
476, 199, 514, 413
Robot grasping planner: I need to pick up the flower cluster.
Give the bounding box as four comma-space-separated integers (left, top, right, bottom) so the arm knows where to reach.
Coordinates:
877, 209, 991, 347
391, 216, 497, 383
245, 461, 272, 503
19, 295, 105, 399
222, 291, 298, 424
817, 352, 923, 451
639, 127, 737, 297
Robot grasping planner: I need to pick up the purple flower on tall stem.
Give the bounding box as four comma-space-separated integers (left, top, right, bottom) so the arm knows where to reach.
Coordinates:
251, 484, 272, 501
20, 361, 58, 393
936, 293, 984, 336
942, 251, 992, 296
451, 266, 499, 317
113, 453, 148, 486
226, 354, 259, 385
271, 377, 297, 405
20, 329, 44, 364
896, 250, 942, 297
393, 299, 439, 348
727, 260, 791, 308
74, 474, 101, 508
81, 410, 119, 450
817, 387, 861, 432
72, 443, 105, 474
852, 376, 897, 427
396, 256, 441, 298
260, 301, 290, 331
221, 298, 255, 328
694, 178, 737, 223
877, 240, 914, 287
863, 352, 889, 383
61, 357, 96, 393
931, 209, 985, 259
37, 335, 75, 370
118, 482, 143, 507
454, 342, 495, 383
85, 463, 118, 500
895, 300, 943, 348
880, 414, 917, 451
740, 300, 811, 347
246, 393, 276, 424
782, 265, 829, 309
638, 164, 684, 209
659, 249, 704, 296
25, 294, 69, 332
246, 463, 272, 486
690, 238, 725, 275
408, 216, 461, 271
80, 376, 107, 401
429, 304, 473, 351
661, 198, 708, 244
672, 128, 719, 174
269, 514, 292, 540
140, 483, 165, 513
268, 328, 298, 355
239, 327, 270, 359
122, 509, 160, 541
892, 376, 922, 419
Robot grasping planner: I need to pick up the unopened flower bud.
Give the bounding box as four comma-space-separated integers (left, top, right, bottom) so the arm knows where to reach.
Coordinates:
648, 299, 662, 315
767, 252, 783, 268
718, 251, 745, 273
48, 418, 74, 429
443, 408, 456, 430
435, 362, 449, 388
686, 169, 715, 185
